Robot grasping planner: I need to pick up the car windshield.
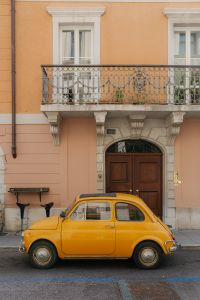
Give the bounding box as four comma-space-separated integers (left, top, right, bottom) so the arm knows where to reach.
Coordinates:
65, 200, 76, 216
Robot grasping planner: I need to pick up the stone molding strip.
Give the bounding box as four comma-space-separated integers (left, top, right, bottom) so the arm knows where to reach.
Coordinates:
16, 0, 200, 3
0, 114, 49, 124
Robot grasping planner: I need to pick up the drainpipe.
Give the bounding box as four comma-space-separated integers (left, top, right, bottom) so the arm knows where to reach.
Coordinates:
11, 0, 17, 158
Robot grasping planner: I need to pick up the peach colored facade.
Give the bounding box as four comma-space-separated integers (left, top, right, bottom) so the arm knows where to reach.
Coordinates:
1, 0, 200, 230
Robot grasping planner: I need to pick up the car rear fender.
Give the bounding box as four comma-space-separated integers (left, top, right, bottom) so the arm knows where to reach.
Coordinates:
131, 236, 167, 255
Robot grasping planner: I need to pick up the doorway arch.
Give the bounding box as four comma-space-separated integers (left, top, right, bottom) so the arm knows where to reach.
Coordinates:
105, 139, 163, 218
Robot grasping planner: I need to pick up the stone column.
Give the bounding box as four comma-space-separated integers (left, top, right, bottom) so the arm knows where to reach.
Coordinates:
94, 112, 107, 193
164, 111, 185, 227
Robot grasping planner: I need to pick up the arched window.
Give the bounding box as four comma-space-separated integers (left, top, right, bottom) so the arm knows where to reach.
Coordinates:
106, 139, 161, 153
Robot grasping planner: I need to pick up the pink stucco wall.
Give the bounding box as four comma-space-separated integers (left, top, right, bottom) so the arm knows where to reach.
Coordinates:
175, 118, 200, 208
1, 118, 96, 209
2, 117, 200, 211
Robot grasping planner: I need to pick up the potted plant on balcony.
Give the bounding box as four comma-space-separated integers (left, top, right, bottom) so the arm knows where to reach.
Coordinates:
115, 87, 124, 103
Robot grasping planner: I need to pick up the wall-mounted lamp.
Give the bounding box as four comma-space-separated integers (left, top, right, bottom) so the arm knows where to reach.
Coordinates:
174, 171, 182, 185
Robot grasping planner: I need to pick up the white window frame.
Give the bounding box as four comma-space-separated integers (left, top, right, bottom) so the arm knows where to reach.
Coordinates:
163, 9, 200, 65
47, 7, 105, 65
164, 9, 200, 104
47, 7, 105, 104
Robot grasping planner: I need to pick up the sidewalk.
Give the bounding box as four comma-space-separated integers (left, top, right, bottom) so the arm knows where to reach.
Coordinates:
0, 230, 200, 249
172, 230, 200, 249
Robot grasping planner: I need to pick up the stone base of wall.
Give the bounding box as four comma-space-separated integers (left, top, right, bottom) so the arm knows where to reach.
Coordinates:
4, 208, 64, 232
176, 208, 200, 229
4, 207, 200, 231
0, 210, 4, 231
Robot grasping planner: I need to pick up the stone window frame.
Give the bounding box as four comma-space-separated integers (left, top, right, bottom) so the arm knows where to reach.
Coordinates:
47, 7, 105, 64
163, 8, 200, 64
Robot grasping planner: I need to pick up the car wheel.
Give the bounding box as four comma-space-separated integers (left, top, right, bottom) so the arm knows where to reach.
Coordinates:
133, 241, 163, 269
29, 241, 58, 269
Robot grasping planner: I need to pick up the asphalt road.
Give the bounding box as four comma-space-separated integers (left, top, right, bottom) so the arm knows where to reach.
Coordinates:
0, 248, 200, 300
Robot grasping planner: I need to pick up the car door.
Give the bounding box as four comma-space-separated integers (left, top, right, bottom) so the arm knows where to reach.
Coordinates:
61, 200, 116, 255
114, 202, 149, 257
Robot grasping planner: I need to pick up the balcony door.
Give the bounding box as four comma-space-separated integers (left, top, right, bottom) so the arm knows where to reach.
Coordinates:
173, 27, 200, 103
106, 140, 162, 218
59, 26, 95, 103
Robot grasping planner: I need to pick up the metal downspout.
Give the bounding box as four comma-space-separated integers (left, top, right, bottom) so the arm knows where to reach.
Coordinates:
11, 0, 17, 158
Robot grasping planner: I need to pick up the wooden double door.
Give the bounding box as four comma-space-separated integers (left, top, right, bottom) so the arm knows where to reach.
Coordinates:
106, 153, 162, 218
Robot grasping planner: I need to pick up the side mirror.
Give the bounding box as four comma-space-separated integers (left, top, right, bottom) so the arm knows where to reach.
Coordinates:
60, 211, 66, 218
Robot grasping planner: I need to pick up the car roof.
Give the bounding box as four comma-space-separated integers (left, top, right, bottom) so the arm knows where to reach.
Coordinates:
76, 192, 142, 205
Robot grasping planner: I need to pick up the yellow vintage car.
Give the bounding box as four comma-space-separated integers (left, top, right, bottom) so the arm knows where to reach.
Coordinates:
19, 193, 177, 269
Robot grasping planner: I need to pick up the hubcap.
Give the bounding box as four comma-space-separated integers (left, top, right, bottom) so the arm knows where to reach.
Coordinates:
33, 247, 51, 266
139, 247, 158, 266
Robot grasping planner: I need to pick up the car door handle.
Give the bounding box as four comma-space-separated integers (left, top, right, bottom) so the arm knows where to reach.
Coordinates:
105, 225, 115, 229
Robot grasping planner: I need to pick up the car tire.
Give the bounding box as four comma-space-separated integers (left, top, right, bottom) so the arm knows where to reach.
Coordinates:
29, 240, 58, 269
133, 241, 163, 269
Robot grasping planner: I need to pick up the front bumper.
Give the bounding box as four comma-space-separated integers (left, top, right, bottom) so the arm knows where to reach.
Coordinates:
165, 240, 180, 253
19, 239, 26, 254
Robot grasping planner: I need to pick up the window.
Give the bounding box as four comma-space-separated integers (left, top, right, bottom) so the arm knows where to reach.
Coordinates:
60, 26, 95, 103
70, 203, 86, 220
174, 28, 200, 66
47, 7, 105, 104
60, 27, 93, 65
164, 9, 200, 105
173, 27, 200, 104
70, 202, 111, 220
116, 203, 144, 221
106, 139, 161, 154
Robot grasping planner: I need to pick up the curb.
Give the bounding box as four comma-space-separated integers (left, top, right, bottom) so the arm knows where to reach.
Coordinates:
179, 245, 200, 250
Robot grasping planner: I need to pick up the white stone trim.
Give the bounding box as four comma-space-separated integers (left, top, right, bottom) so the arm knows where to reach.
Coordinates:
94, 112, 107, 192
45, 111, 62, 145
97, 116, 183, 228
164, 8, 200, 19
163, 8, 200, 64
17, 0, 200, 3
47, 7, 105, 64
129, 114, 146, 137
0, 114, 49, 124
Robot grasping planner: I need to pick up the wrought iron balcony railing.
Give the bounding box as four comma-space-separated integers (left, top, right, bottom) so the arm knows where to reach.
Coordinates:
42, 65, 200, 105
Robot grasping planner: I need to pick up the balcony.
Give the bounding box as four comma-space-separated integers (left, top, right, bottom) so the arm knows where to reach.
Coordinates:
41, 65, 200, 144
42, 64, 200, 106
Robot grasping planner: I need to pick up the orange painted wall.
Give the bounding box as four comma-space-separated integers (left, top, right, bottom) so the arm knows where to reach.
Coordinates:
0, 0, 11, 113
1, 2, 200, 113
175, 119, 200, 208
1, 118, 96, 208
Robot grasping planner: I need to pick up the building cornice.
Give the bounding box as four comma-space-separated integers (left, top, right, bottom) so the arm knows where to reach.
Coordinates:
16, 0, 200, 3
164, 8, 200, 19
47, 7, 105, 17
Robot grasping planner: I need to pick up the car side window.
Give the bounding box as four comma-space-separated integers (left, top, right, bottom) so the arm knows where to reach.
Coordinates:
116, 202, 145, 221
70, 203, 86, 220
70, 202, 111, 221
86, 202, 111, 220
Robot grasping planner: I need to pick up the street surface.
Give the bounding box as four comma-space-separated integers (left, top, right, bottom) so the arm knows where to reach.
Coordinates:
0, 248, 199, 300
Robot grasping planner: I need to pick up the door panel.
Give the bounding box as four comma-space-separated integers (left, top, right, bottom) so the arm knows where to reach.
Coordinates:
106, 154, 132, 193
134, 154, 162, 217
61, 220, 115, 255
